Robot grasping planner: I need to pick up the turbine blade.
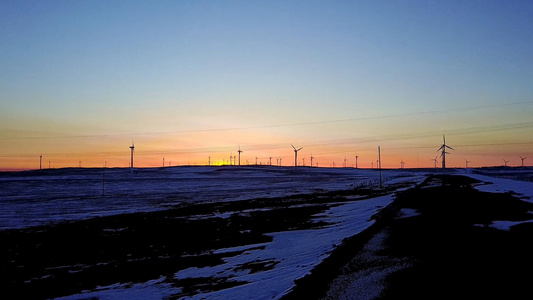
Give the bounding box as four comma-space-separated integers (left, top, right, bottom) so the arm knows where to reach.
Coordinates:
291, 144, 296, 150
297, 147, 303, 151
446, 145, 454, 150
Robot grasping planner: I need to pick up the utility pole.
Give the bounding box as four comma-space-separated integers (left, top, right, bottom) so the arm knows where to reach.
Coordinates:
102, 161, 106, 197
378, 146, 382, 188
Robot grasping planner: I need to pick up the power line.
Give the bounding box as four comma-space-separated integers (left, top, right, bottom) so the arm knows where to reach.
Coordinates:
1, 100, 532, 141
2, 120, 532, 158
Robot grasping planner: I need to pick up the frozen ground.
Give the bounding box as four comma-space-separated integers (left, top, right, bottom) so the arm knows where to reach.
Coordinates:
1, 166, 424, 299
6, 167, 533, 299
0, 166, 411, 230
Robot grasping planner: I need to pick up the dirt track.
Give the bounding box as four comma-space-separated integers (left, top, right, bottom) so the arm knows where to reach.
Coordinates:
285, 175, 533, 299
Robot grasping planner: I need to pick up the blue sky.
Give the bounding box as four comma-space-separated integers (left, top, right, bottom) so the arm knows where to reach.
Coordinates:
1, 1, 533, 168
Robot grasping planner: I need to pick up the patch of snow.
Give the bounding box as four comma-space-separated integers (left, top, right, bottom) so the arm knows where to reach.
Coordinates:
396, 208, 420, 219
465, 173, 533, 202
488, 220, 533, 231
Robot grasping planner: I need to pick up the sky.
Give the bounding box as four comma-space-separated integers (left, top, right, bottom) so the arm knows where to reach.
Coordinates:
1, 0, 533, 170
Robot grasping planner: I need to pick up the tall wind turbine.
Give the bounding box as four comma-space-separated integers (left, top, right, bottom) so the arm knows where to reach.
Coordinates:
292, 144, 303, 167
400, 159, 405, 169
503, 159, 509, 167
129, 141, 135, 172
355, 155, 359, 169
310, 154, 314, 167
237, 146, 243, 166
465, 159, 470, 168
437, 135, 454, 169
520, 156, 527, 167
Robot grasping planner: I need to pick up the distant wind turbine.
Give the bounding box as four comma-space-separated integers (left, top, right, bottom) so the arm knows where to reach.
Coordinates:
292, 144, 303, 167
355, 155, 359, 169
503, 159, 509, 167
432, 156, 438, 168
238, 145, 243, 166
520, 156, 527, 167
310, 154, 314, 167
400, 159, 404, 169
465, 159, 470, 168
437, 135, 454, 169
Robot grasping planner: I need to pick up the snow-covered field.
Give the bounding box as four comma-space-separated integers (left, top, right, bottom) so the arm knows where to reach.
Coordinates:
1, 166, 425, 299
0, 166, 412, 230
6, 166, 533, 299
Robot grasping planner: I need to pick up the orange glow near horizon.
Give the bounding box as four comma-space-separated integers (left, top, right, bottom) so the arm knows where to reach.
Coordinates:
2, 129, 532, 171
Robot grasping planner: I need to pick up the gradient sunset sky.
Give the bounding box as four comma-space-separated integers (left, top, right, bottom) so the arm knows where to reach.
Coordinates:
1, 0, 533, 170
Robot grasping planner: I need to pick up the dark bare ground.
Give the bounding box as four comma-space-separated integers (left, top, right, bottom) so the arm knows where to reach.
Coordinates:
284, 175, 533, 299
0, 186, 388, 299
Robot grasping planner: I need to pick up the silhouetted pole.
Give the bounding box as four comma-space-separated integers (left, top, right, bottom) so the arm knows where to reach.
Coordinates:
102, 161, 106, 197
39, 155, 42, 170
129, 141, 135, 173
355, 155, 358, 169
378, 146, 382, 188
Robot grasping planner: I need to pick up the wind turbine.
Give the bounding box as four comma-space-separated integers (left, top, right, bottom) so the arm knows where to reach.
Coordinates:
237, 146, 243, 166
465, 159, 470, 168
292, 144, 303, 167
520, 156, 527, 167
432, 156, 438, 168
400, 159, 404, 169
310, 154, 314, 167
344, 157, 347, 168
129, 141, 135, 172
437, 135, 454, 169
355, 155, 358, 169
503, 159, 509, 167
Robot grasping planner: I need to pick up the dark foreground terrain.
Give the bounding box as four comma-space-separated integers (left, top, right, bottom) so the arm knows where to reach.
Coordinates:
0, 186, 389, 299
286, 175, 533, 299
3, 174, 533, 299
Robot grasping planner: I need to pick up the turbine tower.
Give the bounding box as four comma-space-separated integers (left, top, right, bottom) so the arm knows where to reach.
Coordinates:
291, 144, 303, 167
437, 135, 454, 169
355, 155, 358, 169
310, 154, 314, 167
237, 145, 243, 166
465, 159, 470, 168
520, 156, 527, 167
503, 159, 509, 167
129, 141, 135, 172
